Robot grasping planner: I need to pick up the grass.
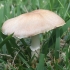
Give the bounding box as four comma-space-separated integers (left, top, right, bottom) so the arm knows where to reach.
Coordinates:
0, 0, 70, 70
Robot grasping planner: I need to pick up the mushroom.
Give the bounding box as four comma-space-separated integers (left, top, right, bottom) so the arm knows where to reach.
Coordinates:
2, 9, 65, 58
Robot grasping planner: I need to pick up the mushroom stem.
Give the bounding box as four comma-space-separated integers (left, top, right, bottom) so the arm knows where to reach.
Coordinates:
30, 35, 40, 58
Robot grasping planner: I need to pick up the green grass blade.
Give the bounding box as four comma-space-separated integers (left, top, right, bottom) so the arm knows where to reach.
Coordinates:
20, 39, 28, 47
42, 29, 56, 55
4, 0, 12, 18
0, 2, 4, 43
0, 34, 13, 48
54, 63, 63, 70
0, 2, 4, 27
64, 2, 70, 18
60, 19, 70, 36
6, 41, 14, 55
36, 53, 45, 70
18, 54, 30, 68
55, 28, 60, 59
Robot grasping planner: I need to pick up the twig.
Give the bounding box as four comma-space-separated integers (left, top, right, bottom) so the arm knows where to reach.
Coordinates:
12, 50, 20, 66
0, 53, 12, 58
23, 5, 28, 13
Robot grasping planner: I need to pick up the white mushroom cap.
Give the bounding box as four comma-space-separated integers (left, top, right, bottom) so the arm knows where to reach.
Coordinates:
2, 9, 65, 38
